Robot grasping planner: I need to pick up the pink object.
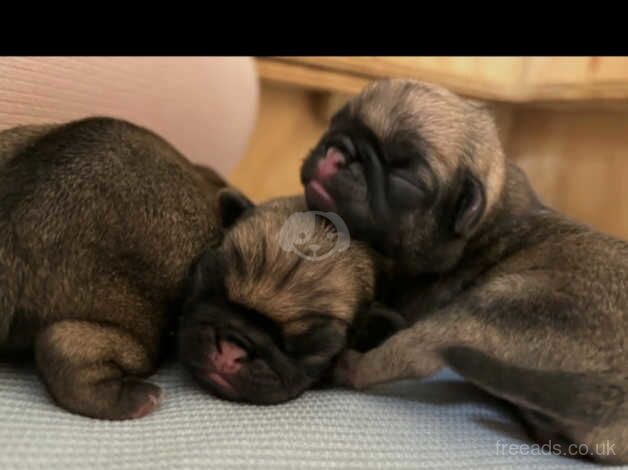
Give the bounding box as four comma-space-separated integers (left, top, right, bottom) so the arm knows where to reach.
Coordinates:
210, 340, 246, 375
306, 180, 335, 209
0, 57, 259, 177
207, 372, 234, 392
315, 147, 345, 182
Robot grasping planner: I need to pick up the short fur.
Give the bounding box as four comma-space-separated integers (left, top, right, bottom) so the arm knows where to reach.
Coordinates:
301, 79, 628, 464
224, 197, 374, 327
179, 194, 389, 404
0, 117, 226, 419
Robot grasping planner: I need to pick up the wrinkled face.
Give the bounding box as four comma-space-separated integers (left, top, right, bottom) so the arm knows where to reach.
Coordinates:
300, 79, 504, 274
179, 195, 375, 404
179, 286, 349, 404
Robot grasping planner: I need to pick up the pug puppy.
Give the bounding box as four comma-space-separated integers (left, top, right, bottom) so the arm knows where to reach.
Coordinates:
178, 193, 399, 404
0, 117, 226, 420
300, 79, 628, 464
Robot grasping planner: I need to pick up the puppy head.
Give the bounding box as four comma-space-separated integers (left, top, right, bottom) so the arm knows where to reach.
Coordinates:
301, 79, 506, 274
278, 211, 351, 260
179, 191, 376, 404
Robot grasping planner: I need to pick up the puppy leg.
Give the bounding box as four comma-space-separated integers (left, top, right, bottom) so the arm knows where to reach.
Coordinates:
349, 303, 407, 352
335, 281, 628, 462
334, 320, 446, 389
336, 273, 600, 389
35, 320, 162, 420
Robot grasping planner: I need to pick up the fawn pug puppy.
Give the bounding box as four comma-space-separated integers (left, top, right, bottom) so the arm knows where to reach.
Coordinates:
179, 193, 400, 404
0, 117, 227, 420
300, 79, 628, 464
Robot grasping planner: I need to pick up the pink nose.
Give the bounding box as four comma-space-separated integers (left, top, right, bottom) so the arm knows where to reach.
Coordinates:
210, 340, 247, 375
315, 147, 346, 182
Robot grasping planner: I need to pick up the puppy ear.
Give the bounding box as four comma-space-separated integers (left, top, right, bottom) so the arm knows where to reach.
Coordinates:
185, 247, 226, 303
453, 171, 486, 237
218, 188, 254, 228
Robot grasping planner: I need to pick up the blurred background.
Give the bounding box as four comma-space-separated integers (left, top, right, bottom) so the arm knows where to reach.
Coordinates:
233, 57, 628, 239
1, 57, 627, 239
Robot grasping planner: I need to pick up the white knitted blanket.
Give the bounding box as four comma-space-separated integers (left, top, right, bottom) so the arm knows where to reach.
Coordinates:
0, 362, 610, 469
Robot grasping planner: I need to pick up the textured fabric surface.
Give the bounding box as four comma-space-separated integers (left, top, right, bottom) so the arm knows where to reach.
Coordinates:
0, 361, 616, 469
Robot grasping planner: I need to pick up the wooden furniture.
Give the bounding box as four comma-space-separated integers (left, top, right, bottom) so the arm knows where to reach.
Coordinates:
257, 57, 628, 103
230, 57, 628, 239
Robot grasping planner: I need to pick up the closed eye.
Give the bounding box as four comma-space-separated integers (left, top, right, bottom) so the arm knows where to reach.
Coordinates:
282, 313, 348, 357
386, 150, 419, 170
390, 160, 414, 172
388, 170, 428, 209
390, 168, 422, 188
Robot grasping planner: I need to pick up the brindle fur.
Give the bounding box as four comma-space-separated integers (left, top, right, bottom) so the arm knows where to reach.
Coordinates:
179, 194, 386, 404
224, 196, 376, 329
0, 117, 226, 419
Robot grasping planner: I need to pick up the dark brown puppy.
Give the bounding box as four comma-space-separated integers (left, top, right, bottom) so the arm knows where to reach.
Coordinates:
179, 194, 394, 404
0, 118, 226, 420
301, 79, 628, 464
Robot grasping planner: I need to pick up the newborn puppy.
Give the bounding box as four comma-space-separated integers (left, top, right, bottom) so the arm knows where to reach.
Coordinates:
0, 118, 226, 419
301, 79, 628, 464
179, 193, 391, 404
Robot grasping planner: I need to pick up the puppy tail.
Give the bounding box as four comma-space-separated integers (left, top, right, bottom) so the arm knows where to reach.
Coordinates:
442, 346, 626, 426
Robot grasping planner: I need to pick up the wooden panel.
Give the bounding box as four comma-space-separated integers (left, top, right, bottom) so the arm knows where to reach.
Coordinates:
229, 83, 328, 202
284, 57, 526, 101
523, 57, 628, 101
261, 57, 628, 104
256, 59, 370, 95
507, 107, 628, 239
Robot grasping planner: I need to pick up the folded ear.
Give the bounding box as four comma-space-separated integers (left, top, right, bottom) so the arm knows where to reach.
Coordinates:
185, 247, 226, 304
217, 188, 254, 228
453, 170, 486, 237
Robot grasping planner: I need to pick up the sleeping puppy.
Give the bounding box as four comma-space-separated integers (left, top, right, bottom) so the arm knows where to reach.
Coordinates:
178, 193, 398, 404
300, 79, 628, 464
0, 117, 226, 419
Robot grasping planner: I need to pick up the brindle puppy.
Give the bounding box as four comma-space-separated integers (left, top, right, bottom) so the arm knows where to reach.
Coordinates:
179, 193, 400, 404
301, 79, 628, 464
0, 117, 226, 419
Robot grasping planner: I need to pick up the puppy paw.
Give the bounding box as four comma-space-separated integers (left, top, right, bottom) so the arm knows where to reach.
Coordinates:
120, 379, 164, 420
332, 350, 365, 390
